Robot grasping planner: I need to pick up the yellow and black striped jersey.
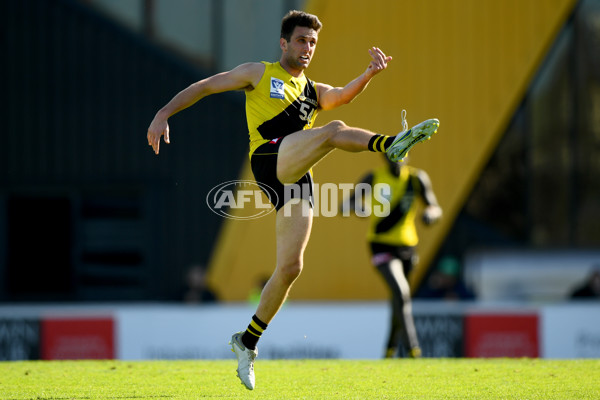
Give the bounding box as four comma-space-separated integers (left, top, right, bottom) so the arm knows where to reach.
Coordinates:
367, 165, 422, 246
246, 61, 319, 157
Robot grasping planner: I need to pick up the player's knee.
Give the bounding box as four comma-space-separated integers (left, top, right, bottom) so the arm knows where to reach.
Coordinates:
278, 259, 303, 285
325, 119, 347, 133
323, 120, 347, 145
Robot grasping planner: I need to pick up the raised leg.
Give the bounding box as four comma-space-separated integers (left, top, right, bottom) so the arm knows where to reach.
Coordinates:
277, 120, 377, 184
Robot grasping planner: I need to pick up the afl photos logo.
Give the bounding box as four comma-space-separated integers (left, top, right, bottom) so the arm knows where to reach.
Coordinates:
206, 180, 277, 220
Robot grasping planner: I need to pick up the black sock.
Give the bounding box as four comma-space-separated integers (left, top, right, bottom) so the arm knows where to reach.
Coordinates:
368, 134, 395, 152
241, 314, 268, 350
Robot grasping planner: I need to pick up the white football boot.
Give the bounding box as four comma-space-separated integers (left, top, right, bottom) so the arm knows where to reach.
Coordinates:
229, 332, 258, 390
386, 110, 439, 162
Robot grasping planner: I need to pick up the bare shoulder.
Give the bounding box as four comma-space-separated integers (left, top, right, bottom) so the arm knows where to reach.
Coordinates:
415, 168, 434, 187
315, 81, 333, 94
231, 62, 266, 89
415, 168, 431, 179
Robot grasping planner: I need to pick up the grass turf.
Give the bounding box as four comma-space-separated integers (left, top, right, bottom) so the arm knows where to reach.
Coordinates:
0, 359, 598, 399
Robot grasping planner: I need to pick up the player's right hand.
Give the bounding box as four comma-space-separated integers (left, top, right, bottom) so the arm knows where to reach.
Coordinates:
147, 117, 170, 155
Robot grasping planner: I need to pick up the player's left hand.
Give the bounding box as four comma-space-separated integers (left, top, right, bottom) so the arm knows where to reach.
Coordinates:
365, 47, 392, 79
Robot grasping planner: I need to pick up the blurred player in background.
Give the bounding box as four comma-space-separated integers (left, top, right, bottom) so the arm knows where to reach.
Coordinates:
344, 152, 442, 358
147, 10, 439, 389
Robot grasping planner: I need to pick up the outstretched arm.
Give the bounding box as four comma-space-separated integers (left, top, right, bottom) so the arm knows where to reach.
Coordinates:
147, 62, 265, 154
317, 47, 392, 111
416, 170, 443, 225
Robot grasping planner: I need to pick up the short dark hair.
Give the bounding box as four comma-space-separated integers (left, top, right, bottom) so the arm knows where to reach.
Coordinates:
280, 10, 322, 42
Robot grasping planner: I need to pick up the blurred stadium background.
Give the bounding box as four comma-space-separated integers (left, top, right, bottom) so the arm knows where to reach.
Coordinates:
0, 0, 599, 360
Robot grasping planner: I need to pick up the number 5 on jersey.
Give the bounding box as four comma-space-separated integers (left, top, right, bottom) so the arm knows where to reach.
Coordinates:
299, 102, 315, 122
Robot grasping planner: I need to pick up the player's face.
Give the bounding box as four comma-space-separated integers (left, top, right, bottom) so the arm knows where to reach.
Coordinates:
283, 26, 318, 70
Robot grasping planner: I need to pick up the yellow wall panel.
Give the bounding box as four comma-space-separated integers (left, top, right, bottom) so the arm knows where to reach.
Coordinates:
207, 0, 576, 301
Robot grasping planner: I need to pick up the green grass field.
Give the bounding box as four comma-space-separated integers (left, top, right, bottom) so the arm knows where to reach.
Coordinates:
1, 359, 598, 399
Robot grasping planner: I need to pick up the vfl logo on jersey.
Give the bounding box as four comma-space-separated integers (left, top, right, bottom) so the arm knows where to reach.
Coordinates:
270, 77, 285, 99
